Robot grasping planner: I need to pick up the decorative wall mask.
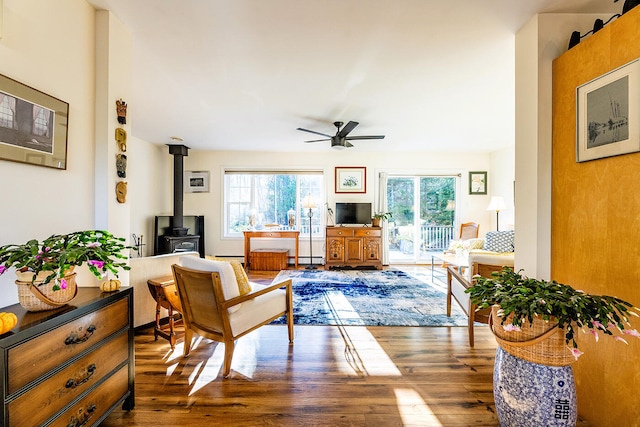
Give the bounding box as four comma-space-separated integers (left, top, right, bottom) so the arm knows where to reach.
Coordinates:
116, 154, 127, 178
116, 99, 127, 124
116, 181, 127, 203
115, 128, 127, 152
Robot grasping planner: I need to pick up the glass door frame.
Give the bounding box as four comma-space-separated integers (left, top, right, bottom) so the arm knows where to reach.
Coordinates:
384, 174, 459, 264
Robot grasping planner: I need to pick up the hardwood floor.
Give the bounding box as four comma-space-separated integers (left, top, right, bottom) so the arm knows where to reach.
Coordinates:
100, 267, 582, 426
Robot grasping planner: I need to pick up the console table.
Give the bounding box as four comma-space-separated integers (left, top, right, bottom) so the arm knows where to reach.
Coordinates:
243, 230, 299, 270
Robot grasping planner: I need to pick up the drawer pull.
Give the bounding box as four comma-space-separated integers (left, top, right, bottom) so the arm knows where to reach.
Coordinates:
67, 403, 97, 427
65, 364, 96, 389
65, 325, 97, 345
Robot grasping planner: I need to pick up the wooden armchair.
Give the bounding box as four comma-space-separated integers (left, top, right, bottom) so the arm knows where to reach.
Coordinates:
459, 222, 479, 240
446, 254, 513, 347
171, 256, 293, 377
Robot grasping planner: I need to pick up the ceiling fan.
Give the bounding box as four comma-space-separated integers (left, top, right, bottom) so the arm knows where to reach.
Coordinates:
297, 121, 385, 149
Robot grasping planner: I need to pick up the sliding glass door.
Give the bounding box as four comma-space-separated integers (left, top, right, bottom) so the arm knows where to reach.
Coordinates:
387, 176, 456, 263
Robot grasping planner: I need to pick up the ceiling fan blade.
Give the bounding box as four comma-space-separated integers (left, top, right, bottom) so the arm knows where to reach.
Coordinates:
345, 141, 354, 148
304, 138, 331, 143
337, 121, 359, 138
297, 127, 333, 138
345, 135, 386, 140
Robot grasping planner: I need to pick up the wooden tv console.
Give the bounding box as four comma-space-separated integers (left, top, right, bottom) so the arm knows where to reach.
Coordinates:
325, 226, 382, 269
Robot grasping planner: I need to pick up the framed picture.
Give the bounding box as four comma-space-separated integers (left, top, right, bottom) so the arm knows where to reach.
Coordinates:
469, 171, 487, 195
185, 170, 209, 193
335, 166, 366, 193
576, 58, 640, 162
0, 73, 69, 169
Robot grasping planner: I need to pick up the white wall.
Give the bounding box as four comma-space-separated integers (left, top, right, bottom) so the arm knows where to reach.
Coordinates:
490, 146, 515, 231
128, 138, 172, 257
181, 149, 513, 262
514, 13, 601, 280
0, 1, 161, 308
0, 0, 97, 307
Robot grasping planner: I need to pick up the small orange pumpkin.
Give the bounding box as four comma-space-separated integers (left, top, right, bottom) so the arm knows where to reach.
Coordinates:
100, 279, 121, 292
0, 312, 18, 334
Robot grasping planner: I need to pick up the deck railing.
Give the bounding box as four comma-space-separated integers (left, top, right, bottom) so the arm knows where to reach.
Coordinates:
420, 225, 455, 251
389, 224, 455, 254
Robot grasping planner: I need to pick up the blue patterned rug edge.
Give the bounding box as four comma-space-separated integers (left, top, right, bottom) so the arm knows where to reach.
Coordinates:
270, 268, 468, 327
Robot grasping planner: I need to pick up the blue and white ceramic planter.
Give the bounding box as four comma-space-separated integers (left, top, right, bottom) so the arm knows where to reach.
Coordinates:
494, 347, 577, 426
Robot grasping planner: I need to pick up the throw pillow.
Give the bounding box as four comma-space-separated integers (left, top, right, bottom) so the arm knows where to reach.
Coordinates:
206, 256, 253, 295
447, 240, 464, 252
179, 256, 242, 313
483, 231, 514, 253
467, 238, 485, 250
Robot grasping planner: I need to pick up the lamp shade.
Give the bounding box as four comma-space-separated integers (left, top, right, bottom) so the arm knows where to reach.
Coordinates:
302, 194, 317, 209
445, 200, 455, 211
487, 196, 506, 212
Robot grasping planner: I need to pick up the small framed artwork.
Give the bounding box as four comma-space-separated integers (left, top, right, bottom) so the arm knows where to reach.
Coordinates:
0, 73, 69, 169
335, 166, 366, 193
469, 171, 487, 195
185, 171, 210, 193
576, 58, 640, 162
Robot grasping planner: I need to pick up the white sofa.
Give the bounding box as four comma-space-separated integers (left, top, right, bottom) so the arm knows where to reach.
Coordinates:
446, 230, 515, 280
129, 251, 198, 328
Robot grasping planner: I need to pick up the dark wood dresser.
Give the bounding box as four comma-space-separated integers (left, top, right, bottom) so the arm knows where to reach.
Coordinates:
0, 287, 134, 426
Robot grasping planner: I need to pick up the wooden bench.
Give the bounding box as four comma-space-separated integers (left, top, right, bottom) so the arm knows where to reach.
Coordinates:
250, 249, 288, 271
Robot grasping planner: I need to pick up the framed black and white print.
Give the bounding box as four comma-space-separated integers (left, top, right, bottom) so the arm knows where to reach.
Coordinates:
469, 171, 487, 195
0, 73, 69, 169
576, 58, 640, 162
185, 171, 210, 193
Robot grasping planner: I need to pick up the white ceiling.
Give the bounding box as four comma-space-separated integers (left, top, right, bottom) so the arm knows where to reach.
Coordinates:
87, 0, 621, 153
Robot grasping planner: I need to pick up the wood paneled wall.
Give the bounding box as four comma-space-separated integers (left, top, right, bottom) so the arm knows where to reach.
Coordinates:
552, 8, 640, 426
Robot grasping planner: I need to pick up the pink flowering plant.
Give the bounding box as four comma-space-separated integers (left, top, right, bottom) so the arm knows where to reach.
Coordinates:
0, 230, 131, 291
466, 267, 640, 360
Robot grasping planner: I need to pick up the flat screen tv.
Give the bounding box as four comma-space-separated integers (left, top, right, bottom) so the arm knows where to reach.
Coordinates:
335, 202, 372, 225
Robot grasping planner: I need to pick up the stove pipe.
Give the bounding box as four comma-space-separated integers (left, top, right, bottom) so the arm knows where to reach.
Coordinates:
167, 144, 189, 236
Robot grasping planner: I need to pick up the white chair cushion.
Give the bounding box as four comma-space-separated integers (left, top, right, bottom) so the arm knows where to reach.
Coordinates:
228, 282, 286, 336
466, 251, 515, 281
179, 256, 242, 313
468, 251, 515, 265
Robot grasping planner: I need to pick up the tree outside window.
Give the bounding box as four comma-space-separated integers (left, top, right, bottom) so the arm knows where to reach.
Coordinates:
224, 171, 323, 237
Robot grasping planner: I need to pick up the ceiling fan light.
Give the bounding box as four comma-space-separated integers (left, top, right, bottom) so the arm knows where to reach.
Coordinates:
332, 144, 346, 150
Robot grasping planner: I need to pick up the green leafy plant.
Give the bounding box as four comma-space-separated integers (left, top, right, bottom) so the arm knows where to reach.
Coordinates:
0, 230, 132, 291
372, 211, 393, 221
466, 267, 639, 359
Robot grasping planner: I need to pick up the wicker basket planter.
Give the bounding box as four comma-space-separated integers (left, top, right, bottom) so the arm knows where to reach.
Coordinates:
490, 305, 574, 367
15, 269, 78, 312
467, 267, 639, 426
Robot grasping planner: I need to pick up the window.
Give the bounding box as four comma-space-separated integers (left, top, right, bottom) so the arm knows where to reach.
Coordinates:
0, 94, 16, 129
32, 106, 50, 137
224, 170, 324, 237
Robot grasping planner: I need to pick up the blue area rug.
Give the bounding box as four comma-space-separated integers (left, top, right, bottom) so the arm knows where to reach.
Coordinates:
270, 269, 468, 326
